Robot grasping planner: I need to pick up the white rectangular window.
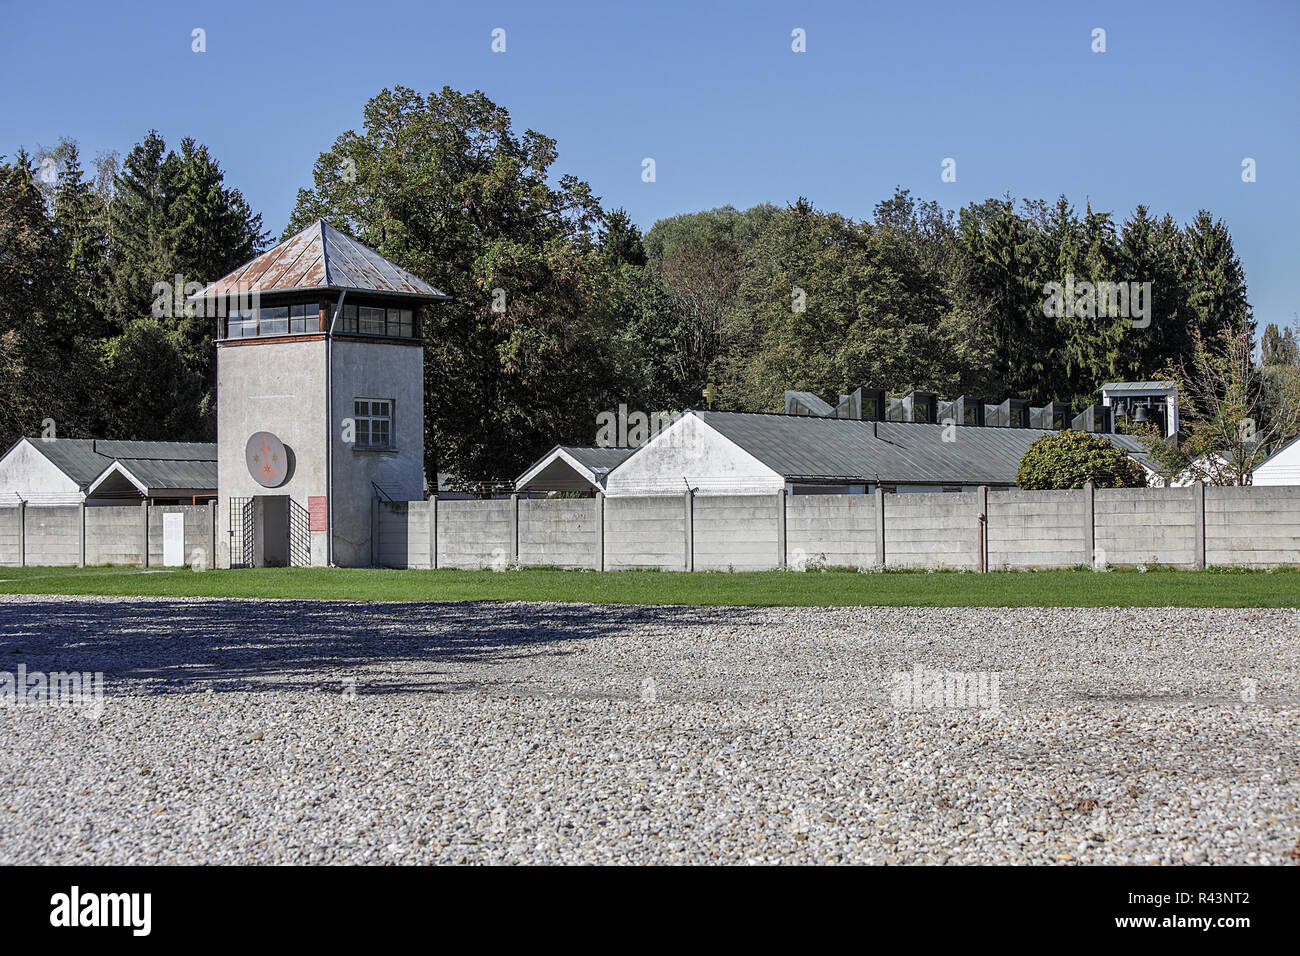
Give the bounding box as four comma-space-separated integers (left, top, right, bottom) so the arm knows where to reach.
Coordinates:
358, 306, 385, 335
353, 398, 393, 449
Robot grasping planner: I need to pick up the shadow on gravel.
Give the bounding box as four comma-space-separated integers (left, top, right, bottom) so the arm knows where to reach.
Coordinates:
0, 598, 756, 696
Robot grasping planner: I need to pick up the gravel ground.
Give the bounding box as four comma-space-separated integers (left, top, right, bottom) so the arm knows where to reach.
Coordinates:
1, 593, 1297, 865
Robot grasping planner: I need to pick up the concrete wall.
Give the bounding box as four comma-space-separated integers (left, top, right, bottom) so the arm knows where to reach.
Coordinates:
604, 496, 686, 571
11, 485, 1296, 573
377, 500, 433, 569
1206, 485, 1300, 567
0, 506, 21, 566
987, 489, 1087, 569
785, 494, 878, 569
147, 505, 217, 568
373, 485, 1300, 572
1095, 487, 1198, 568
0, 502, 215, 568
692, 494, 780, 571
437, 499, 512, 569
22, 505, 80, 566
885, 491, 980, 570
85, 505, 144, 566
518, 499, 599, 569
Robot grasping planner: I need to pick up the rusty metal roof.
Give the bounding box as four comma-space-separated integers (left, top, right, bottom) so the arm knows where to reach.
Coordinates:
192, 220, 449, 301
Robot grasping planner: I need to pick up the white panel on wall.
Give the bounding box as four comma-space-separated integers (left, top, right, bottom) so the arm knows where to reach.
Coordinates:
162, 512, 184, 566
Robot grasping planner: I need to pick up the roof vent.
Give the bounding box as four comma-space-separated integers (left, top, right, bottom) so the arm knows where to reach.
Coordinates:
990, 398, 1031, 428
901, 391, 938, 424
834, 387, 885, 421
1071, 404, 1112, 434
783, 391, 833, 417
1031, 401, 1071, 430
950, 395, 985, 427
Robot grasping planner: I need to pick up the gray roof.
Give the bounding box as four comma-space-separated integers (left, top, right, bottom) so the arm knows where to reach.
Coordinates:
1101, 381, 1177, 393
693, 411, 1147, 485
23, 438, 216, 490
556, 445, 636, 472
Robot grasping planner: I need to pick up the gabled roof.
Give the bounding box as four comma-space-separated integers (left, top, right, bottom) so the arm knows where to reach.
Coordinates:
689, 410, 1148, 486
516, 445, 636, 491
192, 220, 449, 301
18, 438, 216, 489
87, 457, 218, 496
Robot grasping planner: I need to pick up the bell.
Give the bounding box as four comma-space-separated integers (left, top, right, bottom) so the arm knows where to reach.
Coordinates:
1133, 406, 1150, 423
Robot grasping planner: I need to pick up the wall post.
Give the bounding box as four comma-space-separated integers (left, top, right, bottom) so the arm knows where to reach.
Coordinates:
874, 487, 886, 567
78, 501, 86, 568
141, 500, 150, 569
17, 500, 25, 568
208, 499, 217, 569
1193, 481, 1206, 570
684, 488, 694, 572
1083, 480, 1096, 568
370, 497, 379, 567
429, 496, 438, 570
776, 490, 787, 569
509, 494, 519, 565
595, 492, 605, 572
977, 485, 988, 572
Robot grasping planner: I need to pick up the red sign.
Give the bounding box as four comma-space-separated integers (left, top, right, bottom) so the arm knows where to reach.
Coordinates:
308, 496, 327, 532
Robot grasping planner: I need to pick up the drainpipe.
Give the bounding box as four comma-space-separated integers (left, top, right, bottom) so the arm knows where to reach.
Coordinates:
325, 290, 346, 566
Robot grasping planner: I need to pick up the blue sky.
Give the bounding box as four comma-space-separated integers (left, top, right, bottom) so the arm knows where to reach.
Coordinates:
2, 0, 1296, 328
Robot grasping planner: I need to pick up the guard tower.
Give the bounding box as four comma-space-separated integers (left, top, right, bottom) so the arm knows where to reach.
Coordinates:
192, 220, 449, 568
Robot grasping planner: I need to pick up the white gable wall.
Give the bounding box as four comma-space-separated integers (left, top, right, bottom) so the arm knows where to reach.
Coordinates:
0, 439, 84, 505
604, 412, 783, 497
1254, 436, 1300, 485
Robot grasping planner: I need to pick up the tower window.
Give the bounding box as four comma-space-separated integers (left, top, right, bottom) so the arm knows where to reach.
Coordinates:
354, 398, 393, 449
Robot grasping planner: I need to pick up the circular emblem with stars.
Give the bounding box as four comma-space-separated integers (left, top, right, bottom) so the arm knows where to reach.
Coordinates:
245, 431, 288, 488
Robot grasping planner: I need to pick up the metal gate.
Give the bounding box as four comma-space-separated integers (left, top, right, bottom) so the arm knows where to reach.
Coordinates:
288, 498, 311, 567
229, 497, 254, 568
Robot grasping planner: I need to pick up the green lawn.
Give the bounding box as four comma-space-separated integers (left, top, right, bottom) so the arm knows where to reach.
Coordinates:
0, 564, 1297, 607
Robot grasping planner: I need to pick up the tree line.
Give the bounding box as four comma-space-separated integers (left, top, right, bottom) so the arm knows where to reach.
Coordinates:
2, 85, 1294, 487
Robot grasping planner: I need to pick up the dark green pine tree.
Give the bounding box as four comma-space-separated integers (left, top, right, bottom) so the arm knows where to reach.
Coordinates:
1182, 210, 1252, 344
1116, 206, 1189, 381
99, 131, 266, 440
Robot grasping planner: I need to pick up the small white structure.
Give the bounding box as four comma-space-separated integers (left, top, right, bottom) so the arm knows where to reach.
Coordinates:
1101, 381, 1179, 439
1253, 435, 1300, 485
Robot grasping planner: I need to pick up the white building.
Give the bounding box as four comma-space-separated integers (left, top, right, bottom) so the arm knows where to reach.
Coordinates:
1253, 435, 1300, 485
0, 438, 216, 506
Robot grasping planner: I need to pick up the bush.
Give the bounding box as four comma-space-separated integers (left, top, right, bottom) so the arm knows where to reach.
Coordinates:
1016, 430, 1147, 489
